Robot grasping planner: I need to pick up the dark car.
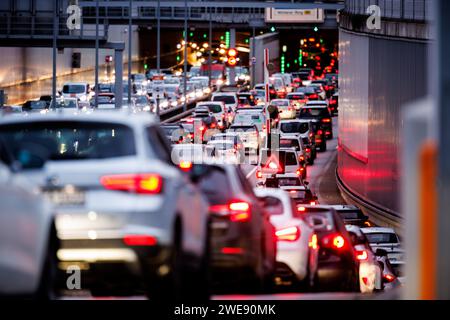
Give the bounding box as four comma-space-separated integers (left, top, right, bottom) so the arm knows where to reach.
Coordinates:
192, 164, 277, 292
329, 92, 339, 115
298, 106, 333, 139
310, 120, 327, 151
179, 118, 208, 143
326, 205, 372, 228
311, 79, 334, 98
297, 206, 359, 292
295, 86, 319, 101
22, 100, 48, 112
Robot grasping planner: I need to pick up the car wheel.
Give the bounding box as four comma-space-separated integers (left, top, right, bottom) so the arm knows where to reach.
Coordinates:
321, 142, 327, 151
35, 225, 59, 300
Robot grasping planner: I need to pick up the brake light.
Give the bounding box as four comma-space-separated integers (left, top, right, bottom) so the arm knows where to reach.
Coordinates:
310, 201, 316, 206
306, 148, 311, 153
199, 126, 205, 131
299, 155, 305, 162
333, 235, 345, 249
256, 170, 263, 179
221, 247, 244, 255
322, 118, 331, 123
330, 100, 336, 105
270, 89, 276, 94
383, 274, 396, 283
100, 174, 163, 194
317, 130, 323, 135
309, 234, 318, 250
179, 161, 193, 172
309, 94, 318, 99
297, 206, 306, 212
209, 201, 251, 222
356, 250, 369, 261
123, 235, 157, 246
275, 226, 300, 242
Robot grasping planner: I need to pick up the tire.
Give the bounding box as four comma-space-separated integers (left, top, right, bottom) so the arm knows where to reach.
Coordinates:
35, 225, 59, 300
298, 253, 317, 292
321, 142, 327, 151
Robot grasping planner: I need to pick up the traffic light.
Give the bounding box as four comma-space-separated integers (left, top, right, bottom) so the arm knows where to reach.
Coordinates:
105, 55, 113, 63
226, 48, 238, 67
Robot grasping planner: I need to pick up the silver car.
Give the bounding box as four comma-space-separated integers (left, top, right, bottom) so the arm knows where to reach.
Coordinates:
0, 111, 211, 299
0, 144, 58, 298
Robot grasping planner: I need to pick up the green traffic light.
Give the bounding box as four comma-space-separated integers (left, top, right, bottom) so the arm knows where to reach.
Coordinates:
314, 26, 319, 32
144, 64, 148, 70
270, 26, 276, 32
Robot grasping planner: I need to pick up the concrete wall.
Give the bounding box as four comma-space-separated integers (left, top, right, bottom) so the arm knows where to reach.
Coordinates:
337, 28, 428, 217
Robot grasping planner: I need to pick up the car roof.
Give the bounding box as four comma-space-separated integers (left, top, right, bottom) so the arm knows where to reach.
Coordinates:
303, 105, 328, 109
360, 227, 396, 234
0, 110, 156, 127
306, 101, 328, 105
280, 186, 307, 191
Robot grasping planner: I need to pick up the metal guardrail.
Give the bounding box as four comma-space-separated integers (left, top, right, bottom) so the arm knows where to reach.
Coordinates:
345, 0, 429, 22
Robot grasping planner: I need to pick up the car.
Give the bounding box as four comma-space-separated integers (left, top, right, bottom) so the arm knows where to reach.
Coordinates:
0, 143, 59, 299
326, 205, 373, 228
375, 249, 403, 289
196, 101, 229, 129
22, 100, 49, 113
254, 83, 277, 100
178, 118, 208, 143
61, 82, 92, 103
281, 185, 318, 206
236, 92, 257, 107
161, 123, 187, 144
295, 86, 319, 101
257, 148, 305, 186
360, 227, 404, 263
298, 206, 359, 292
209, 132, 244, 150
271, 99, 296, 119
1, 105, 23, 115
269, 77, 287, 98
0, 111, 211, 299
94, 93, 116, 110
192, 164, 276, 292
272, 73, 294, 92
329, 92, 339, 115
308, 84, 327, 100
298, 106, 333, 139
172, 143, 209, 164
287, 92, 308, 111
211, 92, 238, 112
345, 225, 383, 293
278, 135, 310, 168
254, 188, 319, 290
278, 120, 316, 163
227, 124, 260, 155
131, 73, 147, 85
310, 119, 327, 151
205, 140, 243, 164
53, 97, 79, 110
190, 76, 211, 95
133, 95, 152, 111
163, 84, 181, 107
311, 79, 334, 98
233, 109, 266, 133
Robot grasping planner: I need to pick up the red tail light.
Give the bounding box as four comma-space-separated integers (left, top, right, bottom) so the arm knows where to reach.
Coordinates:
356, 250, 369, 261
306, 148, 311, 153
100, 174, 163, 194
322, 234, 346, 250
299, 155, 305, 162
383, 274, 396, 283
309, 94, 318, 99
322, 118, 331, 123
270, 89, 276, 94
199, 126, 205, 131
296, 167, 304, 176
308, 234, 318, 250
221, 247, 244, 255
317, 130, 323, 135
209, 201, 251, 222
179, 161, 193, 172
297, 206, 306, 212
310, 201, 317, 206
256, 170, 263, 179
330, 100, 337, 105
123, 235, 157, 246
275, 226, 300, 242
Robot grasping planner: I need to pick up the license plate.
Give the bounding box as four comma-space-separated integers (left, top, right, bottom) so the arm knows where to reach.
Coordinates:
45, 189, 86, 206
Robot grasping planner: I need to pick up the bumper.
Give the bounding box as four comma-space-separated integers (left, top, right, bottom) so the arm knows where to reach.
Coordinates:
276, 246, 309, 281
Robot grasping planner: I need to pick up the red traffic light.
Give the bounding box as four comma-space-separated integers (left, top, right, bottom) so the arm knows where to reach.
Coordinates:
227, 48, 238, 57
227, 57, 237, 67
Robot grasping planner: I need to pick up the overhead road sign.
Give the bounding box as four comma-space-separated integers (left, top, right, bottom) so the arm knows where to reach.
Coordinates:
265, 8, 325, 23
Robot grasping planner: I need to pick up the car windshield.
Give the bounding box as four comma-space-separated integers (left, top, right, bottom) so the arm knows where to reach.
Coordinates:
29, 101, 48, 110
299, 108, 330, 118
296, 87, 316, 94
200, 104, 222, 113
213, 95, 236, 104
229, 126, 257, 133
365, 233, 399, 244
0, 121, 136, 169
63, 84, 85, 94
280, 122, 309, 134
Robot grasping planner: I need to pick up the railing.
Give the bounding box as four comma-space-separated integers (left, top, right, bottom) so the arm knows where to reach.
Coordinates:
345, 0, 430, 22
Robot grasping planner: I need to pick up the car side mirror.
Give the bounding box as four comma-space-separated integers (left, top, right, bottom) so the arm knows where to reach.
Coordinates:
375, 248, 388, 257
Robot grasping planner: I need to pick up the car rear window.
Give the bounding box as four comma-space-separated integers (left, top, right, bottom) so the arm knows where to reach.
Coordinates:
229, 126, 257, 133
285, 152, 297, 166
201, 104, 222, 113
338, 210, 364, 220
302, 210, 335, 231
365, 233, 399, 244
63, 84, 85, 94
213, 95, 236, 104
197, 167, 232, 205
280, 122, 309, 134
299, 107, 330, 118
0, 121, 136, 169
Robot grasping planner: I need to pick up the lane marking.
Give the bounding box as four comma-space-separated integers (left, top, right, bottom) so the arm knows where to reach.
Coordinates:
246, 166, 258, 179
